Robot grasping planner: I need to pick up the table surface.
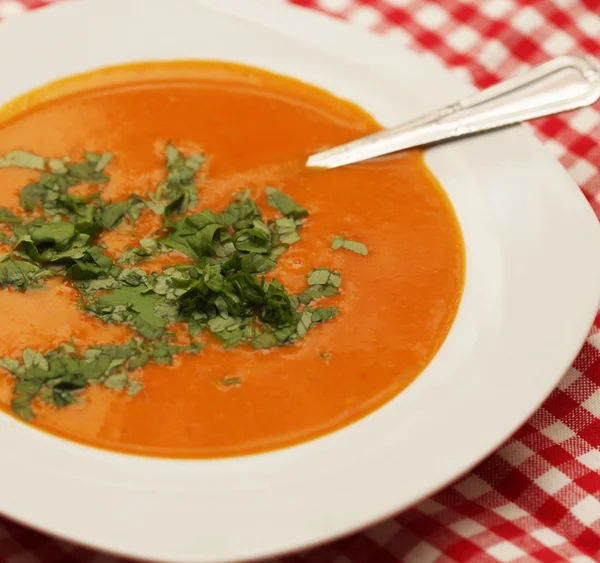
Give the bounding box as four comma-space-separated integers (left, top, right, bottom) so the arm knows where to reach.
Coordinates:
0, 0, 599, 562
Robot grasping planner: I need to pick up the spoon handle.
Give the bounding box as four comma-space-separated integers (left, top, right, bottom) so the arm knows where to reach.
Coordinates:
306, 55, 600, 169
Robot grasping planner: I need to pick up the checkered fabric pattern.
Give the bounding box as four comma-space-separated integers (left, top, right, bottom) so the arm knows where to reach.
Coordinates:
0, 0, 598, 561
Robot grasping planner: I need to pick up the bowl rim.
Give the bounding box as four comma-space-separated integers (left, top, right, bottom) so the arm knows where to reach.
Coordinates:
0, 1, 599, 561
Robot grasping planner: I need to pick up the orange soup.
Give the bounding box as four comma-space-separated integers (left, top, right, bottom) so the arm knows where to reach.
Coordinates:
0, 62, 464, 457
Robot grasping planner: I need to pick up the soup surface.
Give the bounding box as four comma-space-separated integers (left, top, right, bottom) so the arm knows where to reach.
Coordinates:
0, 61, 464, 457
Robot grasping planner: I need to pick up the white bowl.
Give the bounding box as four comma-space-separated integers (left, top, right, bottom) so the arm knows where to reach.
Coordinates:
0, 1, 599, 561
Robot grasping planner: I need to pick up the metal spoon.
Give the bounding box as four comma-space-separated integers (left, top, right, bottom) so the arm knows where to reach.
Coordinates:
306, 55, 600, 169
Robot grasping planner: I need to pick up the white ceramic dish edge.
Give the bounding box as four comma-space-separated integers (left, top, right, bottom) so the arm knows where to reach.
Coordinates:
0, 1, 598, 562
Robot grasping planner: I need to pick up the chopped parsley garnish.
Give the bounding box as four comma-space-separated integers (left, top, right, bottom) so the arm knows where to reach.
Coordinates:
0, 150, 46, 171
0, 258, 53, 291
146, 143, 204, 217
2, 338, 202, 420
117, 238, 164, 265
221, 376, 241, 386
331, 235, 368, 256
265, 187, 308, 219
0, 143, 362, 420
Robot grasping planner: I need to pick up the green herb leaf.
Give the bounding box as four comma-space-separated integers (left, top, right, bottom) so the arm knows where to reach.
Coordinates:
0, 259, 52, 291
0, 357, 21, 373
93, 152, 113, 172
0, 208, 23, 224
312, 306, 339, 323
86, 287, 169, 339
23, 348, 48, 371
221, 376, 240, 386
103, 371, 128, 390
30, 221, 75, 246
11, 380, 43, 420
307, 268, 341, 287
0, 150, 45, 171
127, 380, 144, 396
149, 143, 204, 216
273, 217, 302, 246
331, 236, 368, 256
297, 285, 339, 305
251, 332, 279, 349
101, 201, 127, 230
265, 187, 308, 219
117, 247, 150, 266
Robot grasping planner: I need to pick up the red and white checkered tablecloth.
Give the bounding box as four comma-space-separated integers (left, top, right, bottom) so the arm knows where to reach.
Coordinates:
0, 0, 599, 561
